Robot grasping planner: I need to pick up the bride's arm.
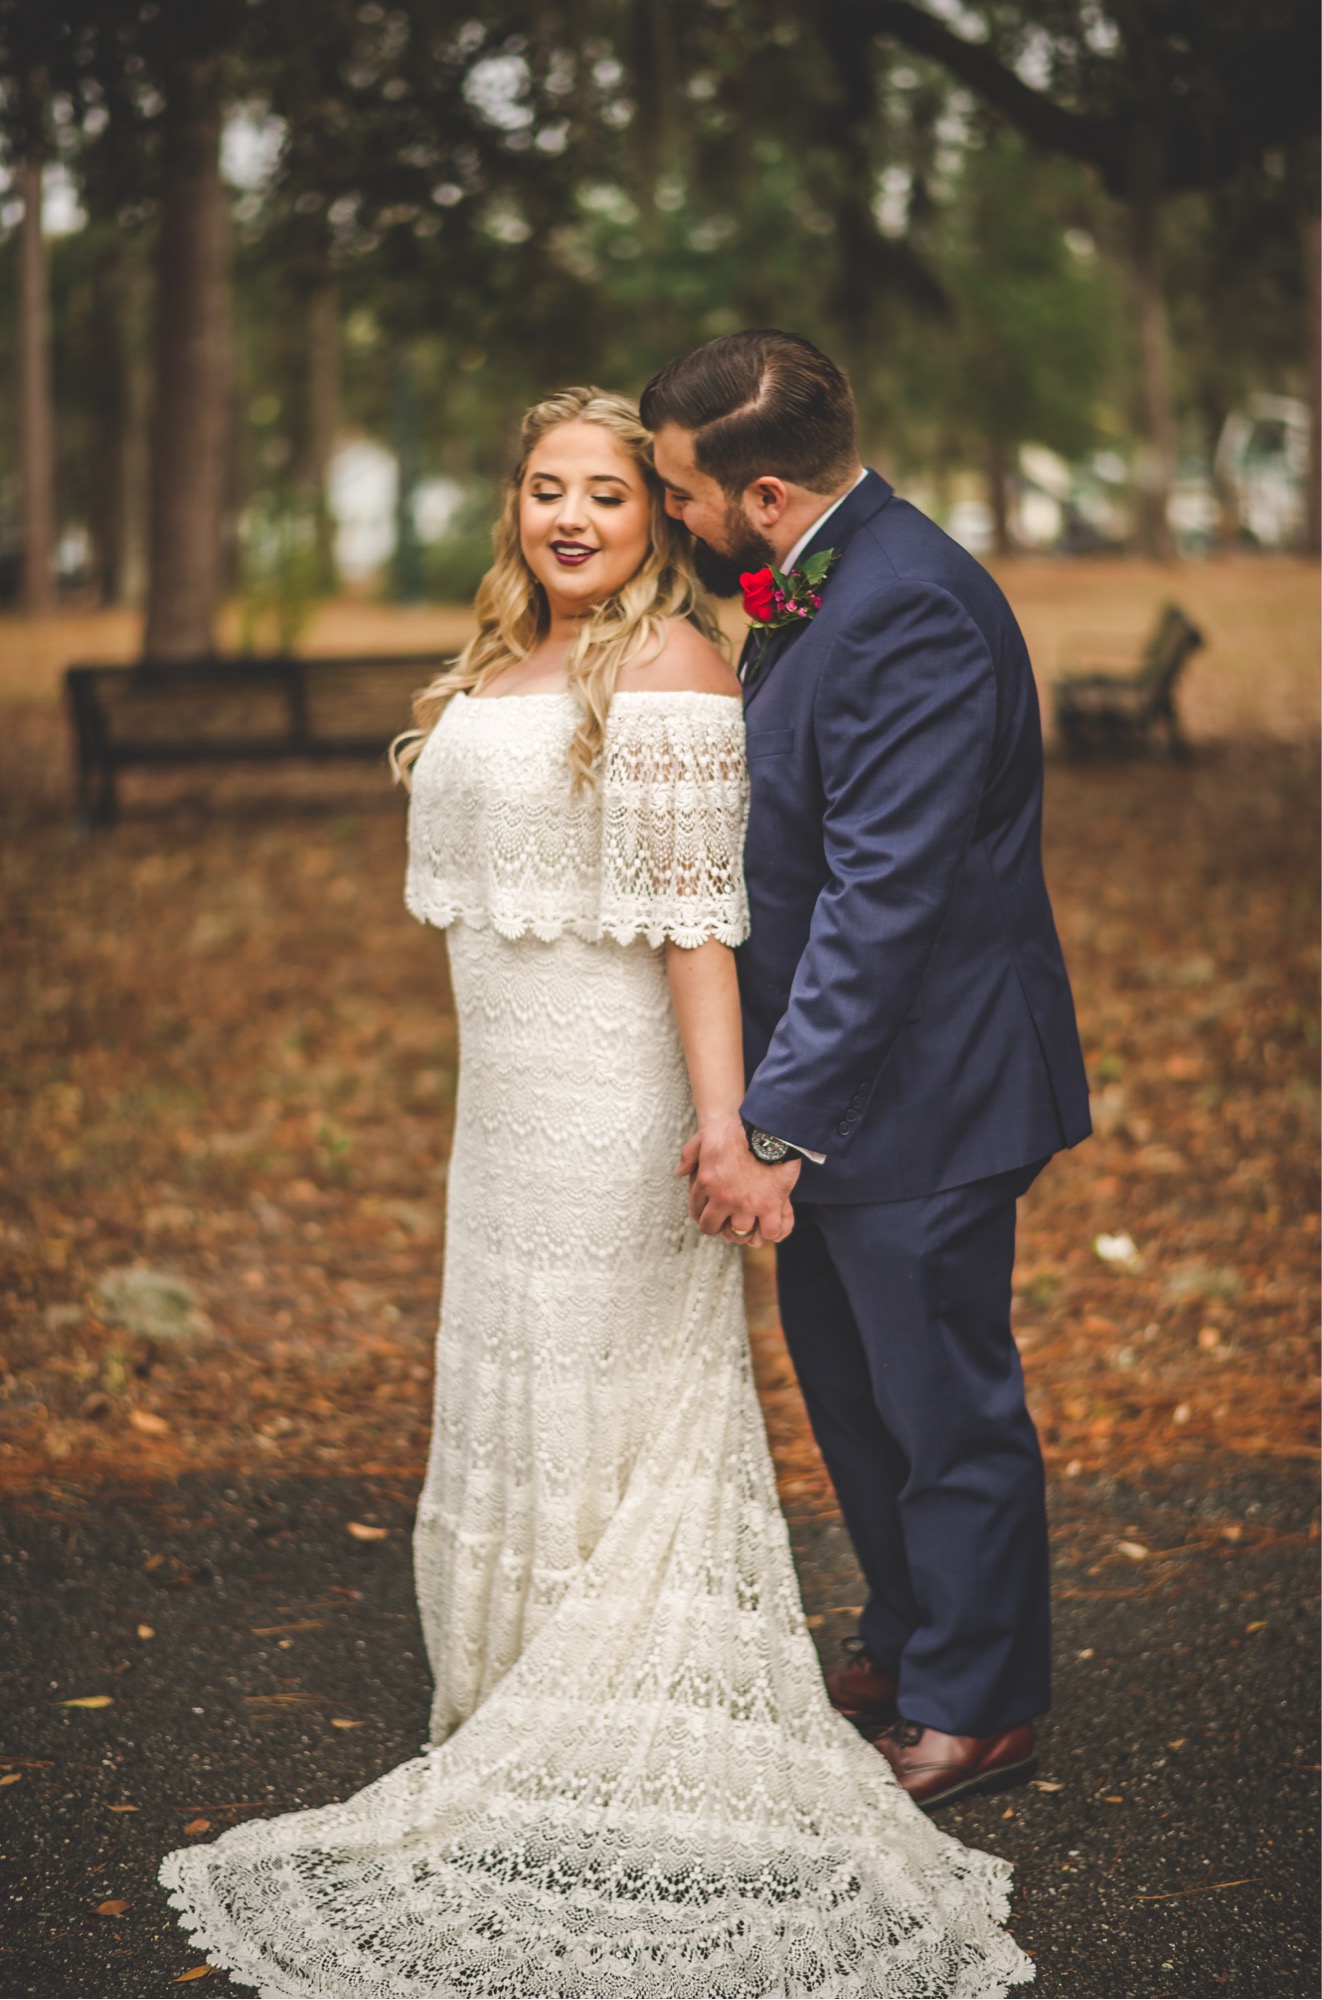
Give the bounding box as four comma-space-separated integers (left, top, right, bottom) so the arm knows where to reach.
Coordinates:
620, 616, 796, 1244
666, 940, 798, 1246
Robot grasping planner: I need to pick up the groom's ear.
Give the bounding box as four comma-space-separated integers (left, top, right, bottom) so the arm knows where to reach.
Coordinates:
745, 476, 790, 527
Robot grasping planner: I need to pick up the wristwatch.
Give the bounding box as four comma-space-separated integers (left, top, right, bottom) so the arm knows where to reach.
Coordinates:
742, 1120, 793, 1165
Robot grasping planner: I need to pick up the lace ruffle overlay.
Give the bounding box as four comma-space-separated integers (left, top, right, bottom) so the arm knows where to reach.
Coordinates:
160, 691, 1032, 1997
403, 690, 752, 950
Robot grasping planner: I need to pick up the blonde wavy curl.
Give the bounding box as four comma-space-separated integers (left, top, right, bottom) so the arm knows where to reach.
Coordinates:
391, 385, 726, 792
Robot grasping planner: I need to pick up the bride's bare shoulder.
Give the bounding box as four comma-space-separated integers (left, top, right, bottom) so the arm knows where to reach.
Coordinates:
615, 617, 741, 699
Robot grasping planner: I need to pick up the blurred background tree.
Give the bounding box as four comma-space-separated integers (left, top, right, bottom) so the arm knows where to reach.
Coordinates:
0, 0, 1315, 655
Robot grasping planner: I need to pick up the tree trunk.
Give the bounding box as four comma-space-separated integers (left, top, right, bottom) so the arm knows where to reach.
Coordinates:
119, 276, 152, 607
18, 152, 56, 617
88, 241, 126, 604
87, 236, 152, 605
392, 346, 423, 603
1304, 207, 1320, 556
301, 271, 340, 585
1128, 145, 1177, 561
143, 54, 232, 660
986, 438, 1013, 558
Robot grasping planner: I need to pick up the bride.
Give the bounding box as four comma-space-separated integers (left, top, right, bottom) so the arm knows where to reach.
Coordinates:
160, 387, 1032, 1997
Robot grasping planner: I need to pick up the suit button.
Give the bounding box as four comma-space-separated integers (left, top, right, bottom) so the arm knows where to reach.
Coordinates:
836, 1119, 851, 1136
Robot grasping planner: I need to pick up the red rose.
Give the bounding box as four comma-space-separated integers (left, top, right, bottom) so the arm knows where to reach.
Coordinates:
740, 568, 777, 622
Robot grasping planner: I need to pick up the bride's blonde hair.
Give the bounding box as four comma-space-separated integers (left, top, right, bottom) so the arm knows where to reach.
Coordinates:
391, 386, 724, 791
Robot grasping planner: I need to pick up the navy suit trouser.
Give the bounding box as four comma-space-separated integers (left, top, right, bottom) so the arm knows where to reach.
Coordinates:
775, 1161, 1052, 1737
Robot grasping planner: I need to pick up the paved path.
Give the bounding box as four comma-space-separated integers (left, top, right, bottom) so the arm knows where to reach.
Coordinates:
2, 1466, 1316, 1999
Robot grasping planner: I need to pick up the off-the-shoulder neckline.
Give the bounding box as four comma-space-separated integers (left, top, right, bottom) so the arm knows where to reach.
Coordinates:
459, 689, 743, 706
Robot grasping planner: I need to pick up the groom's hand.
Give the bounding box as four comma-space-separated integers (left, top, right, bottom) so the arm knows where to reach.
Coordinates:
675, 1114, 799, 1244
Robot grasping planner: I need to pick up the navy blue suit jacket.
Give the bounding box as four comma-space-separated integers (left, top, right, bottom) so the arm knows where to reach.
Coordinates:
737, 470, 1091, 1203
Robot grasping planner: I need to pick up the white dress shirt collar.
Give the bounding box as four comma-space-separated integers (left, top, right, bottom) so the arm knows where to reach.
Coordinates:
780, 468, 868, 576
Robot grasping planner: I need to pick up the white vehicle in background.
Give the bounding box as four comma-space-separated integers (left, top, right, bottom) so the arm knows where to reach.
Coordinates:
1214, 394, 1311, 549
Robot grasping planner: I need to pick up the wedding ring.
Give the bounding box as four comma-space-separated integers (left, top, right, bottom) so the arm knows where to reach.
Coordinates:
727, 1223, 756, 1242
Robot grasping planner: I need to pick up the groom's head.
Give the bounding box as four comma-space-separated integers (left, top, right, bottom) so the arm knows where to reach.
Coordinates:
641, 330, 861, 593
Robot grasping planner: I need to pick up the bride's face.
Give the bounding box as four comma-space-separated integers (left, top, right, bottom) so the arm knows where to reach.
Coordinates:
519, 422, 652, 619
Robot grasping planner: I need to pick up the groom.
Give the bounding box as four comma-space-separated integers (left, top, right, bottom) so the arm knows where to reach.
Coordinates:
643, 331, 1091, 1810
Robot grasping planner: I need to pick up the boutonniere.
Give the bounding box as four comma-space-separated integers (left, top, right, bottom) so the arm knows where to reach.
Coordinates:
739, 549, 838, 684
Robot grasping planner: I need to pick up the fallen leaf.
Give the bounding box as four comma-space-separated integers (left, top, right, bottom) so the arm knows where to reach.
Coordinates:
95, 1899, 129, 1916
0, 1772, 21, 1787
1103, 1794, 1125, 1804
330, 1718, 363, 1729
1093, 1232, 1139, 1267
1246, 1620, 1268, 1634
1031, 1779, 1064, 1792
1133, 1142, 1187, 1175
137, 1624, 156, 1640
1220, 1525, 1243, 1543
184, 1818, 211, 1834
250, 1621, 327, 1636
1116, 1540, 1149, 1561
172, 1968, 217, 1983
1001, 1806, 1014, 1818
61, 1695, 113, 1709
346, 1521, 388, 1541
1168, 1738, 1186, 1749
144, 1553, 166, 1571
107, 1804, 138, 1812
1076, 1647, 1095, 1660
129, 1406, 171, 1436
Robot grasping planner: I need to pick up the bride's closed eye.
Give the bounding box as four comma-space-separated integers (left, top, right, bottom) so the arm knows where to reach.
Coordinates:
529, 488, 626, 507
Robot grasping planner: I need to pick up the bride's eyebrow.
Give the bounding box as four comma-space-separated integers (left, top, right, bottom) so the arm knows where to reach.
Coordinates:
528, 471, 631, 486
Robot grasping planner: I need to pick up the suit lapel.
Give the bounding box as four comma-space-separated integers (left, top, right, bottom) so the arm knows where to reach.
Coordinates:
742, 470, 893, 711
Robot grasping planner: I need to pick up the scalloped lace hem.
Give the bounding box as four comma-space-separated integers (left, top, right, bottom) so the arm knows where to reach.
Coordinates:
159, 1833, 1034, 1998
404, 881, 749, 951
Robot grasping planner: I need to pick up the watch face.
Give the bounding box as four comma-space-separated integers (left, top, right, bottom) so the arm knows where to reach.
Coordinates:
752, 1129, 789, 1163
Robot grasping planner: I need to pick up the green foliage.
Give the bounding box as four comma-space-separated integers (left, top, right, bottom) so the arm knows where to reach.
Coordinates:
236, 493, 325, 654
898, 128, 1125, 473
0, 0, 1313, 593
419, 526, 497, 606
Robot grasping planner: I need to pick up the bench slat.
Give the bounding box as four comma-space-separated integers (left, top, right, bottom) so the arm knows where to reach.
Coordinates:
65, 653, 454, 829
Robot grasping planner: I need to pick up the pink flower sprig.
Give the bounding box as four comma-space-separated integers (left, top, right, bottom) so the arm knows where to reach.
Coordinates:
739, 548, 838, 683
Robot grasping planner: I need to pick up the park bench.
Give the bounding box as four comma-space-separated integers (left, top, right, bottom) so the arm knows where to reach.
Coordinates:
1052, 601, 1204, 759
64, 651, 452, 829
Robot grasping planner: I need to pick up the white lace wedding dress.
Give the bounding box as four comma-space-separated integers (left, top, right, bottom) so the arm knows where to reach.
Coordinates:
160, 689, 1032, 1998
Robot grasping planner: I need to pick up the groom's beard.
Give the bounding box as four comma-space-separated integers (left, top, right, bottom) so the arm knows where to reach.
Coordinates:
689, 502, 778, 598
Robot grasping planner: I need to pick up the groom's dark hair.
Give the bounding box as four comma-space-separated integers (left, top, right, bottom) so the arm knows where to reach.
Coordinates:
640, 330, 858, 496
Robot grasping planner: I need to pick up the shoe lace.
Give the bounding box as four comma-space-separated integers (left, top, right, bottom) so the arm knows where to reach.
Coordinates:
879, 1718, 924, 1748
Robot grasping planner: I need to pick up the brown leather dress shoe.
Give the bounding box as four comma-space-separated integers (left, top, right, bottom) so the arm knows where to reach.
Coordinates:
824, 1637, 899, 1728
876, 1719, 1038, 1811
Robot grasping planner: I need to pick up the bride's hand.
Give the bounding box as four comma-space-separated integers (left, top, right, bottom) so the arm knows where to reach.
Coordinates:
677, 1115, 799, 1244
